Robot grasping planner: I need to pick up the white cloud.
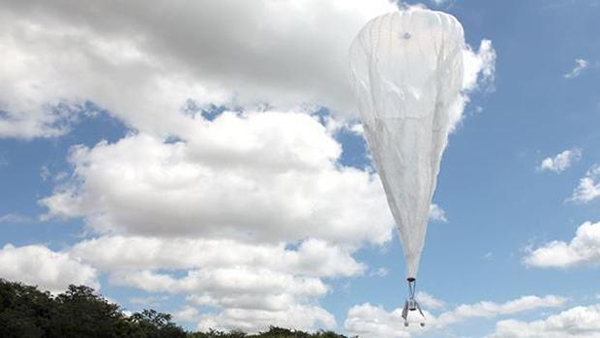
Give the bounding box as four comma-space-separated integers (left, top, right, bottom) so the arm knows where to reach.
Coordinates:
344, 303, 414, 338
69, 234, 362, 331
173, 305, 201, 323
416, 291, 445, 310
196, 304, 336, 333
349, 123, 364, 136
36, 108, 390, 332
463, 39, 497, 93
565, 59, 590, 79
344, 295, 566, 337
0, 0, 396, 138
369, 267, 389, 277
112, 268, 328, 300
109, 267, 334, 332
70, 236, 365, 278
524, 221, 600, 268
429, 204, 448, 222
488, 304, 600, 338
0, 1, 495, 139
434, 295, 567, 327
538, 148, 582, 173
129, 295, 167, 307
41, 111, 393, 246
448, 39, 497, 131
40, 165, 51, 181
568, 165, 600, 203
0, 244, 98, 293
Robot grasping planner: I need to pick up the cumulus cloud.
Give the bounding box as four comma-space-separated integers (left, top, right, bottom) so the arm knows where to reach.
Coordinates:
344, 303, 414, 338
524, 221, 600, 268
0, 0, 495, 139
538, 148, 582, 173
429, 204, 448, 222
71, 236, 365, 278
173, 305, 201, 323
488, 304, 600, 338
564, 59, 590, 79
344, 295, 566, 337
112, 268, 328, 301
568, 165, 600, 203
63, 199, 370, 332
65, 223, 365, 332
446, 38, 497, 131
36, 108, 391, 331
463, 39, 497, 93
66, 219, 369, 332
0, 244, 98, 293
109, 268, 333, 332
434, 295, 567, 327
0, 0, 396, 138
40, 111, 393, 245
196, 304, 336, 333
416, 291, 445, 310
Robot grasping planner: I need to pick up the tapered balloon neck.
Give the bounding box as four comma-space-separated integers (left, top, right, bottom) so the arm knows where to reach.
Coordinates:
407, 278, 417, 300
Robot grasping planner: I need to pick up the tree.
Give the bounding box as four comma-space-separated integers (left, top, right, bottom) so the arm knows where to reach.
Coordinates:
127, 309, 187, 338
0, 279, 352, 338
50, 284, 125, 337
0, 280, 53, 338
0, 280, 187, 338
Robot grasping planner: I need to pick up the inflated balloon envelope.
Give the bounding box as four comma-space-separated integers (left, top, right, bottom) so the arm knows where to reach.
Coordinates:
349, 7, 464, 327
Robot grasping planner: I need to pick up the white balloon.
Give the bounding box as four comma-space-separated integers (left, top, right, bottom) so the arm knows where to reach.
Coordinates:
349, 8, 464, 279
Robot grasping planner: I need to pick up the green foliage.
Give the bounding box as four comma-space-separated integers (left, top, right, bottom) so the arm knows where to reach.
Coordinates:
0, 279, 186, 338
127, 309, 187, 338
257, 326, 311, 337
0, 279, 352, 338
0, 280, 53, 338
188, 326, 350, 338
50, 284, 124, 337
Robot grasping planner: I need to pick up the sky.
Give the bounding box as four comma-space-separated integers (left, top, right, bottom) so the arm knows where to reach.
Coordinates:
0, 0, 600, 337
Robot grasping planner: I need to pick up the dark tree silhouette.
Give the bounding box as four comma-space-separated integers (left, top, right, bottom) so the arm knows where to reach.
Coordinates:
0, 280, 54, 337
0, 279, 186, 337
0, 279, 353, 338
50, 284, 125, 337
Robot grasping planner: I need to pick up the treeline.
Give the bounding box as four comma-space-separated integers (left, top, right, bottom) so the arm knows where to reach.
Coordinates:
0, 279, 350, 338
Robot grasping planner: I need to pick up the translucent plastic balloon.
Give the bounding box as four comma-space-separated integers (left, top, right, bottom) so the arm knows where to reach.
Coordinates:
349, 8, 464, 281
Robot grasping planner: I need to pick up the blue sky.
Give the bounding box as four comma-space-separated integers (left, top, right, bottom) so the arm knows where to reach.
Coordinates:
1, 0, 600, 337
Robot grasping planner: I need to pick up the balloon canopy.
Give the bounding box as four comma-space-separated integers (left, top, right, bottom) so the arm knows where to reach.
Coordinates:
349, 8, 465, 280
